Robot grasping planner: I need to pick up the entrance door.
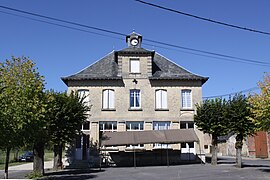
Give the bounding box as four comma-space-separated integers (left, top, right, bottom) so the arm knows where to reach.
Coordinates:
255, 131, 268, 158
75, 134, 90, 160
82, 134, 90, 160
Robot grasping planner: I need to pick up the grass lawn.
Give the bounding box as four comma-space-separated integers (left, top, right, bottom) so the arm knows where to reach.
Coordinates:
0, 150, 54, 170
0, 161, 32, 170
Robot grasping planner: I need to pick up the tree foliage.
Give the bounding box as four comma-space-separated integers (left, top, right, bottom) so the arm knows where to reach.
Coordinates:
0, 56, 45, 178
46, 90, 90, 170
194, 98, 228, 136
248, 73, 270, 132
195, 94, 256, 167
226, 94, 255, 168
194, 98, 228, 165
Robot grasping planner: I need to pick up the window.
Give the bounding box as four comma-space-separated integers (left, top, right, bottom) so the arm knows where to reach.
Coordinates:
102, 89, 115, 109
130, 59, 140, 73
82, 121, 90, 130
155, 89, 168, 109
130, 90, 141, 108
181, 90, 192, 109
153, 121, 171, 130
181, 142, 194, 149
126, 121, 144, 131
153, 121, 171, 149
126, 122, 144, 148
78, 89, 90, 106
99, 121, 117, 132
180, 122, 194, 129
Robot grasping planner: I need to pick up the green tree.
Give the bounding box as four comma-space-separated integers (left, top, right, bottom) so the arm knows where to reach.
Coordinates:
248, 74, 270, 132
226, 94, 256, 168
194, 98, 228, 165
0, 57, 45, 178
47, 91, 90, 170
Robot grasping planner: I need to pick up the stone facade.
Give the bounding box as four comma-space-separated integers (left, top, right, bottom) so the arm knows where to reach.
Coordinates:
62, 32, 210, 165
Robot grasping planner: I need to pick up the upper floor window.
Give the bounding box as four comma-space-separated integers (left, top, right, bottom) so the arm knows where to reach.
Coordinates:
155, 89, 168, 109
126, 121, 144, 131
181, 89, 192, 109
78, 89, 90, 106
130, 89, 141, 108
130, 59, 140, 73
102, 89, 115, 109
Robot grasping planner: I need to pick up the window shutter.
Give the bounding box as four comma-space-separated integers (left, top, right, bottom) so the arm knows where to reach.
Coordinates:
103, 90, 109, 109
109, 90, 115, 109
156, 90, 161, 109
161, 90, 167, 109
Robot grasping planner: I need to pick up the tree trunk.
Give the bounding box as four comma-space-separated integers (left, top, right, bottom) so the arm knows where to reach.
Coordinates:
4, 147, 11, 179
53, 143, 63, 171
33, 142, 45, 175
235, 134, 243, 168
211, 135, 218, 165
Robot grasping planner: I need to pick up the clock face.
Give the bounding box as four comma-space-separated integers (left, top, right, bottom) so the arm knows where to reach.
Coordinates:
130, 38, 139, 46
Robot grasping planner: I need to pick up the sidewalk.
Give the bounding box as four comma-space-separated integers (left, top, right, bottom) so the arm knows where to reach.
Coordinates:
0, 161, 53, 179
8, 160, 53, 171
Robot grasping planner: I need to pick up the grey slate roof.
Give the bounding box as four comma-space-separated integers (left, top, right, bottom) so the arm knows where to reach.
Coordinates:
61, 47, 208, 85
151, 53, 208, 83
62, 52, 121, 84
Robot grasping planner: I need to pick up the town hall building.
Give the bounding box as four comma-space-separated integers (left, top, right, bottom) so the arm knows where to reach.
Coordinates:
62, 32, 210, 166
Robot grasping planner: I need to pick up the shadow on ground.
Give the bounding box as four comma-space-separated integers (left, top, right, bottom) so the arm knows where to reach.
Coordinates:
243, 164, 270, 168
206, 156, 236, 165
259, 168, 270, 173
41, 169, 104, 180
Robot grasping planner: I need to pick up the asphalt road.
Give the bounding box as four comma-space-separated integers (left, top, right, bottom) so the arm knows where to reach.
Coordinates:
1, 157, 270, 179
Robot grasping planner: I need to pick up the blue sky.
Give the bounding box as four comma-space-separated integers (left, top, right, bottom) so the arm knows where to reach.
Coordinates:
0, 0, 269, 98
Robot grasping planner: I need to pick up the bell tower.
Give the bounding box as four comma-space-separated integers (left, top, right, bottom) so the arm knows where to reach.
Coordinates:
126, 32, 142, 48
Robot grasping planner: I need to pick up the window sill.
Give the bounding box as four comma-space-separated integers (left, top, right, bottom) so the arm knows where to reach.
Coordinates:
128, 108, 143, 111
180, 108, 194, 111
101, 108, 116, 111
129, 73, 141, 75
155, 108, 169, 111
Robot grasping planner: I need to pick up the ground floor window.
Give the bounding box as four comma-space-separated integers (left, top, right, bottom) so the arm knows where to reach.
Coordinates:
99, 121, 117, 132
126, 121, 144, 148
153, 121, 171, 149
180, 121, 194, 129
126, 121, 144, 131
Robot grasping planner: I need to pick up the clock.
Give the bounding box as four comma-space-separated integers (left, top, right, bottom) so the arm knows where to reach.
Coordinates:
130, 38, 139, 46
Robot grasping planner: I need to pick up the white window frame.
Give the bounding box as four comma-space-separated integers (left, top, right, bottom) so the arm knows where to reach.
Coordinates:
130, 89, 141, 109
99, 121, 117, 132
102, 89, 115, 109
130, 58, 140, 73
181, 89, 192, 109
126, 121, 144, 131
155, 89, 168, 109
